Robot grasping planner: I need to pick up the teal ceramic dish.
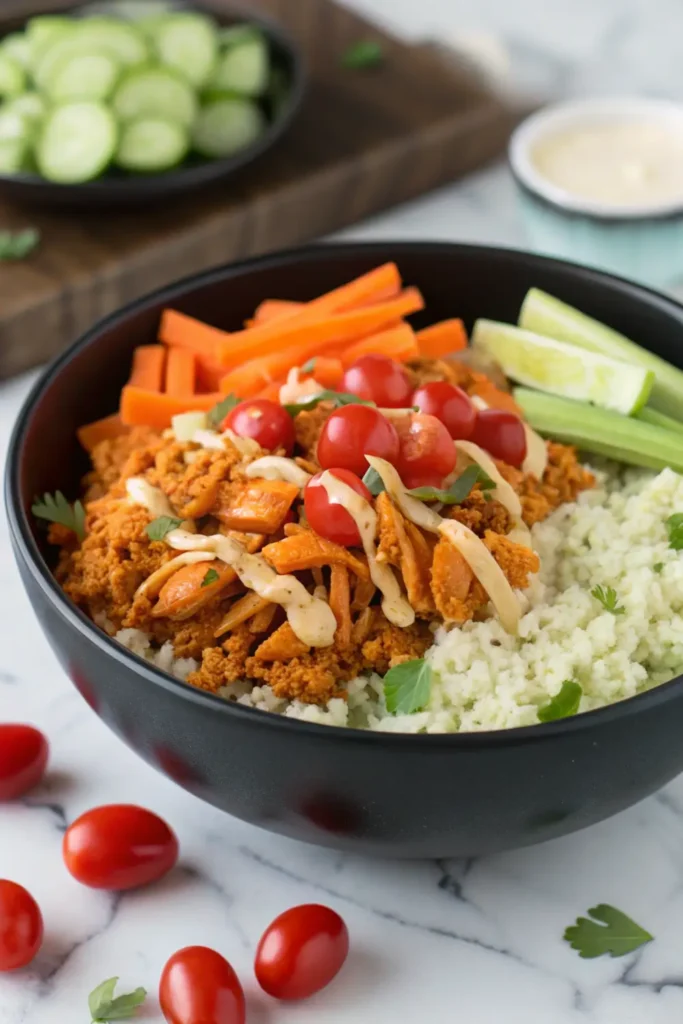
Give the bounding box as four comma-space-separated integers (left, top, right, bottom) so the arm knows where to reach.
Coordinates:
509, 98, 683, 290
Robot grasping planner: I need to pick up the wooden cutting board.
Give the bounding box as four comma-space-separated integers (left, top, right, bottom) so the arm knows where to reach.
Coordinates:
0, 0, 522, 378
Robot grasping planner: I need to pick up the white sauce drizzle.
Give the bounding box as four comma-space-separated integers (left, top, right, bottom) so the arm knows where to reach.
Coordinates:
221, 428, 261, 457
135, 551, 216, 600
165, 529, 336, 647
245, 456, 312, 489
126, 477, 176, 518
192, 429, 226, 451
279, 368, 325, 406
319, 470, 415, 628
366, 456, 521, 633
454, 440, 522, 520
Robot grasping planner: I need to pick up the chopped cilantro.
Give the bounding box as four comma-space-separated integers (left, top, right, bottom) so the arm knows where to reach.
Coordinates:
201, 567, 220, 588
384, 659, 432, 715
537, 680, 582, 723
146, 515, 182, 541
207, 393, 240, 429
32, 491, 86, 541
564, 905, 653, 959
89, 976, 146, 1022
591, 584, 625, 615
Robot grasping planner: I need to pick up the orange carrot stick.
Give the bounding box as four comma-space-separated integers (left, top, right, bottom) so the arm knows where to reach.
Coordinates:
129, 345, 166, 391
120, 386, 223, 430
256, 380, 285, 402
165, 347, 196, 397
218, 288, 424, 365
77, 413, 128, 452
253, 299, 303, 323
158, 309, 230, 354
470, 380, 522, 416
302, 356, 344, 389
194, 354, 226, 393
341, 323, 419, 366
417, 319, 468, 358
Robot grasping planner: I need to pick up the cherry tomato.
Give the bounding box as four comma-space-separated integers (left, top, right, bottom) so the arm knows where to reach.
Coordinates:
223, 399, 295, 455
0, 880, 43, 972
63, 804, 178, 891
394, 412, 457, 489
471, 409, 527, 468
317, 405, 399, 477
340, 355, 412, 408
412, 381, 476, 440
255, 903, 349, 1001
0, 725, 48, 801
160, 945, 245, 1024
304, 469, 371, 546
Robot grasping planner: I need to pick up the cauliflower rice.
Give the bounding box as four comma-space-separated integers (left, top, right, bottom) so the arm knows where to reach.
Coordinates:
116, 464, 683, 733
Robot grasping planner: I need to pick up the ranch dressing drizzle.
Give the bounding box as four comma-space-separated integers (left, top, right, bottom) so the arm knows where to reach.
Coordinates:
318, 470, 415, 628
165, 529, 336, 647
126, 477, 195, 532
454, 440, 532, 548
135, 551, 216, 600
366, 457, 521, 633
245, 456, 312, 489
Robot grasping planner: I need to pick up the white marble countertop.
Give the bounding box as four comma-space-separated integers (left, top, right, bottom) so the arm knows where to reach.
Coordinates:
4, 1, 683, 1021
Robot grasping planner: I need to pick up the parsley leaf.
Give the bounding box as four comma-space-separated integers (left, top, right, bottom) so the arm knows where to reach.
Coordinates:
207, 393, 240, 429
146, 515, 182, 541
32, 491, 86, 541
362, 466, 386, 497
89, 976, 147, 1022
0, 228, 40, 261
591, 584, 625, 615
653, 562, 664, 574
564, 905, 653, 959
537, 680, 582, 723
666, 513, 683, 550
201, 567, 219, 588
284, 390, 374, 417
301, 357, 316, 374
384, 659, 432, 715
407, 465, 496, 505
341, 39, 384, 69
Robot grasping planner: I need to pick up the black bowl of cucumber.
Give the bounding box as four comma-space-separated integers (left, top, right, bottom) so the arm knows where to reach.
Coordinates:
0, 0, 306, 207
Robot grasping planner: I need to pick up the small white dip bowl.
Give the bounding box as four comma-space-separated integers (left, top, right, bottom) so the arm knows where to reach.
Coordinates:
509, 97, 683, 289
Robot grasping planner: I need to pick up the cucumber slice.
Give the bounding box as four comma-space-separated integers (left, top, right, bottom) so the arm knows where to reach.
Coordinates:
153, 12, 219, 89
0, 137, 27, 174
191, 97, 264, 158
35, 18, 148, 91
116, 116, 188, 172
514, 387, 683, 473
519, 288, 683, 423
472, 319, 654, 415
26, 16, 72, 64
219, 24, 263, 48
209, 36, 269, 97
37, 101, 117, 183
4, 92, 45, 125
113, 66, 197, 126
0, 54, 26, 98
0, 33, 31, 70
0, 108, 32, 143
636, 407, 683, 436
46, 51, 121, 102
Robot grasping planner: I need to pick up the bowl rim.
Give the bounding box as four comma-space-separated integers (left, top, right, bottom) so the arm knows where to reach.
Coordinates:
0, 0, 307, 196
7, 239, 683, 748
509, 96, 683, 222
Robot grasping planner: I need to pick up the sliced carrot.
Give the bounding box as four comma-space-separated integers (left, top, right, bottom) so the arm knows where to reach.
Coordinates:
158, 309, 230, 354
253, 299, 303, 323
165, 347, 196, 397
302, 356, 344, 389
341, 323, 419, 366
77, 413, 128, 452
218, 288, 424, 365
194, 354, 226, 393
417, 319, 468, 358
120, 386, 222, 430
129, 345, 166, 391
470, 380, 522, 416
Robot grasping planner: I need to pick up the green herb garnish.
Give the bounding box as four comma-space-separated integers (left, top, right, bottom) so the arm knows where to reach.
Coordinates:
207, 393, 240, 429
537, 680, 582, 723
32, 491, 86, 541
362, 466, 386, 497
0, 228, 40, 261
564, 905, 653, 959
591, 584, 625, 615
406, 465, 495, 505
384, 658, 432, 715
301, 357, 316, 374
201, 567, 219, 588
146, 515, 182, 541
89, 977, 147, 1023
653, 562, 665, 574
285, 390, 374, 417
666, 513, 683, 550
341, 39, 384, 69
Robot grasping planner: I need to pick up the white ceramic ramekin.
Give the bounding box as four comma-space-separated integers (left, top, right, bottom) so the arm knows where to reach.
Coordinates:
509, 97, 683, 289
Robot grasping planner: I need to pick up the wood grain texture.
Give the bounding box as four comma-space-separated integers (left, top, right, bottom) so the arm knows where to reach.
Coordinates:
0, 0, 522, 377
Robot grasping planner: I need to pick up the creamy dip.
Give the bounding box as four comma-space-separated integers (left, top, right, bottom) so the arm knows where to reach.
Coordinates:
531, 121, 683, 207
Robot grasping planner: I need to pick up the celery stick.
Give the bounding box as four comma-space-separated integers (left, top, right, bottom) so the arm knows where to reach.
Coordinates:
519, 288, 683, 422
636, 407, 683, 436
514, 387, 683, 473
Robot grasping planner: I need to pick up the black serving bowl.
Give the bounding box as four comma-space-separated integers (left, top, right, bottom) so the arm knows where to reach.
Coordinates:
0, 1, 305, 209
7, 241, 683, 858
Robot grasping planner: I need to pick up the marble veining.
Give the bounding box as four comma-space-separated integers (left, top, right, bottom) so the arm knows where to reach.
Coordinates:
3, 0, 683, 1020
